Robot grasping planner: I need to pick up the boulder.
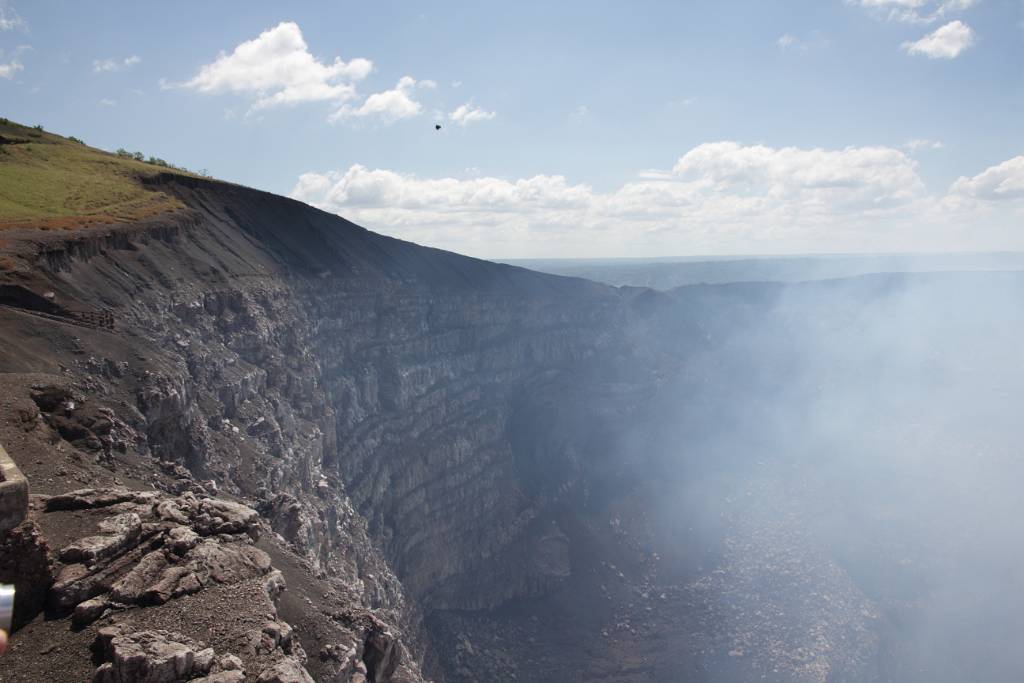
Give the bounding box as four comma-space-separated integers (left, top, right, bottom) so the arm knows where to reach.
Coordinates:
255, 658, 315, 683
59, 513, 142, 563
194, 499, 261, 538
45, 489, 138, 511
48, 492, 268, 619
193, 673, 246, 683
92, 628, 214, 683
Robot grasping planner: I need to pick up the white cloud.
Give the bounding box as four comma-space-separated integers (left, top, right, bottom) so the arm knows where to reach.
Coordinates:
293, 165, 593, 211
856, 0, 928, 5
569, 104, 590, 123
172, 20, 445, 125
851, 0, 978, 23
449, 101, 496, 126
777, 34, 799, 49
949, 156, 1024, 201
853, 0, 931, 10
669, 142, 925, 208
0, 1, 25, 31
0, 59, 21, 79
777, 31, 828, 52
902, 20, 974, 58
176, 21, 372, 111
99, 98, 117, 107
330, 75, 426, 123
667, 97, 697, 110
904, 138, 945, 152
290, 142, 947, 256
937, 0, 979, 12
93, 55, 141, 73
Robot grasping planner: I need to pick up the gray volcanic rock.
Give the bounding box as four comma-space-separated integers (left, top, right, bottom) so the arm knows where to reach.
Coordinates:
93, 628, 214, 683
46, 488, 143, 511
20, 485, 280, 642
43, 488, 274, 623
255, 658, 316, 683
59, 512, 142, 563
193, 674, 246, 683
92, 625, 254, 683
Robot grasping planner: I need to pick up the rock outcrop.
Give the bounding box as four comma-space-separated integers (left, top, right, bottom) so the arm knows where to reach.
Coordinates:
92, 626, 241, 683
40, 488, 270, 622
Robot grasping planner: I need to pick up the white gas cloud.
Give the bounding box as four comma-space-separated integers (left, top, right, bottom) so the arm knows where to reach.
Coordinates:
902, 20, 975, 57
93, 55, 141, 73
176, 21, 373, 111
449, 102, 496, 126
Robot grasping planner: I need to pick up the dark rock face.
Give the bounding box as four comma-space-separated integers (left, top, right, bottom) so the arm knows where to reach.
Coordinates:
8, 179, 632, 618
0, 178, 636, 680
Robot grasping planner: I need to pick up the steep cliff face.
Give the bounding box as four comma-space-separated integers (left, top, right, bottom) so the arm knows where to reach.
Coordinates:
0, 174, 660, 679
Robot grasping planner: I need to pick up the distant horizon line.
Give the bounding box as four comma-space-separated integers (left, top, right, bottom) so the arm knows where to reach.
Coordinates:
498, 250, 1024, 264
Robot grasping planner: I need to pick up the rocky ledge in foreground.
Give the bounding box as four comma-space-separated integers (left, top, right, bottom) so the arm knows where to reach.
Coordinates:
0, 486, 424, 683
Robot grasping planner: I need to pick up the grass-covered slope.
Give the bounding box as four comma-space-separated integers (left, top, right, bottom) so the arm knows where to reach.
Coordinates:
0, 117, 187, 230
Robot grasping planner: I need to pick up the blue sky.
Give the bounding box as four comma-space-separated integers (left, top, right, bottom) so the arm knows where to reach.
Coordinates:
1, 0, 1022, 258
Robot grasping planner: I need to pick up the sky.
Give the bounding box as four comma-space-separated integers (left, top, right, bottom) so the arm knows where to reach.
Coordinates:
0, 0, 1022, 259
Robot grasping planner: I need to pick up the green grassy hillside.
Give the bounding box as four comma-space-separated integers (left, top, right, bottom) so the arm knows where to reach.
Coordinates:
0, 118, 188, 231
